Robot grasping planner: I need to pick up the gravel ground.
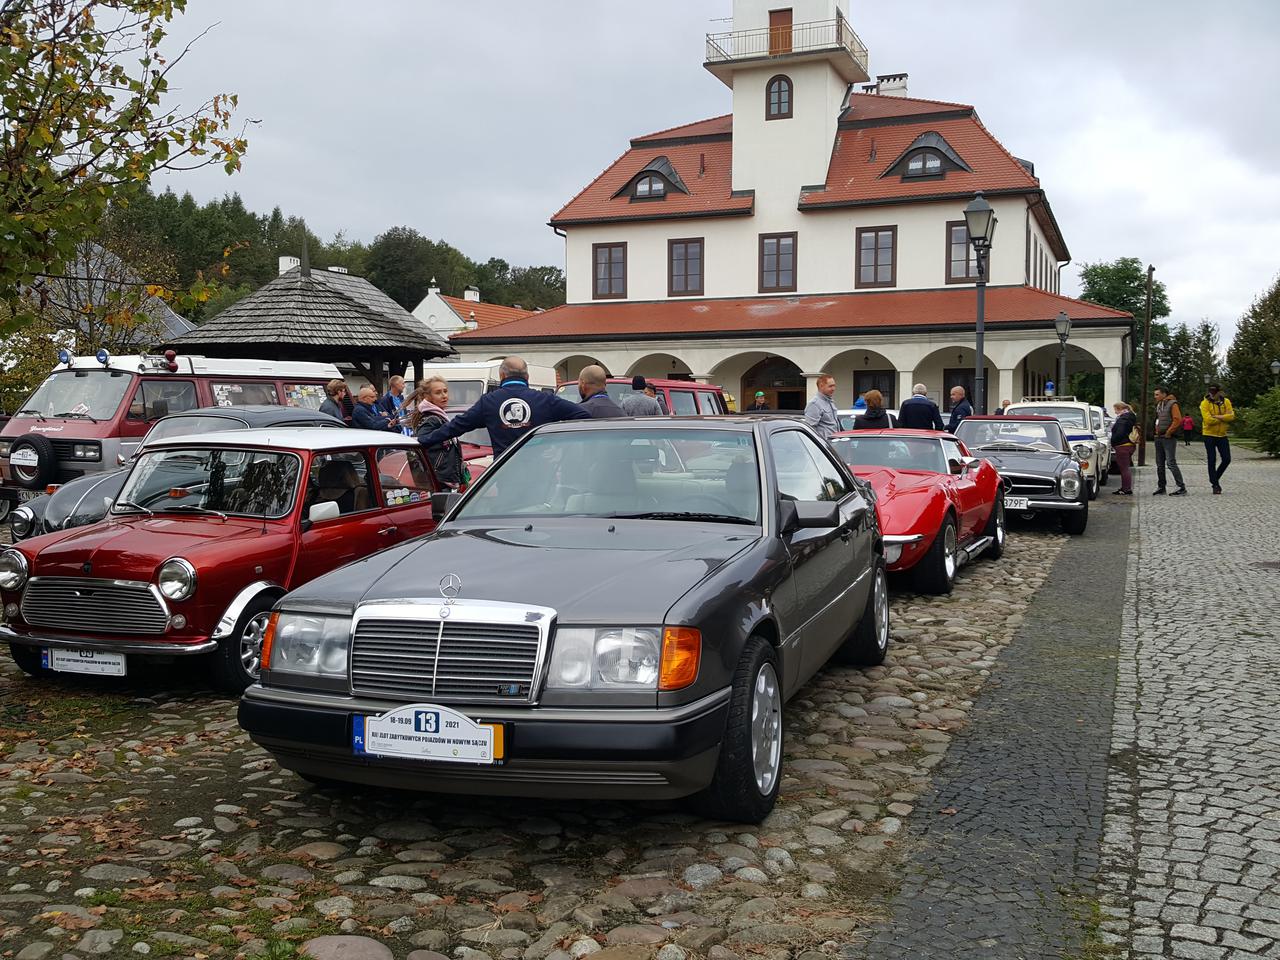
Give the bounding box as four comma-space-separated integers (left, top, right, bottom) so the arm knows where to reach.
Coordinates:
0, 526, 1065, 960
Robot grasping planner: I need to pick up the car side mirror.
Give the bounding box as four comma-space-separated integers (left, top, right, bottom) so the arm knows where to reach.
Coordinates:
948, 459, 965, 475
308, 501, 340, 524
793, 500, 839, 529
431, 491, 461, 517
963, 456, 981, 471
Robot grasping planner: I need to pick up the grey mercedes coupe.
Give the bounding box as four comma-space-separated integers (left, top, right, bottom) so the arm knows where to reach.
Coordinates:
238, 416, 888, 823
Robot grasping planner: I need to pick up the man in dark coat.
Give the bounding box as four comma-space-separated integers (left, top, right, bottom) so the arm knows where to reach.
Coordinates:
416, 356, 589, 456
578, 365, 625, 418
897, 383, 945, 430
947, 386, 973, 433
352, 385, 398, 431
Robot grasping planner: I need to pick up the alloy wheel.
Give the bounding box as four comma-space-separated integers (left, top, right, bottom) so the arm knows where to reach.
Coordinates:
874, 566, 889, 651
995, 499, 1006, 547
240, 612, 271, 679
943, 523, 958, 580
751, 662, 782, 794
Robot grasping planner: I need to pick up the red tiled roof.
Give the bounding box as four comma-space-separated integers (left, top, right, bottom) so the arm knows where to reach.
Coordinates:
452, 287, 1131, 343
632, 115, 733, 144
438, 295, 534, 330
840, 93, 973, 122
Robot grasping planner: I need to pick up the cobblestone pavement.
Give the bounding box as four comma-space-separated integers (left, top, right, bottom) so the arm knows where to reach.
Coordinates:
0, 526, 1064, 959
1099, 450, 1280, 960
853, 493, 1133, 959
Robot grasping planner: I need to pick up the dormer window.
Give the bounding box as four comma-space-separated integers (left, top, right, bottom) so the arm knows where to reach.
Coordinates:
905, 150, 943, 178
766, 75, 793, 120
634, 175, 666, 199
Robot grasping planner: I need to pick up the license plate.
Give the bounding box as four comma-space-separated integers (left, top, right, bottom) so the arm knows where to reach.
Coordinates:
41, 647, 127, 676
17, 489, 41, 502
353, 704, 504, 765
1005, 496, 1030, 511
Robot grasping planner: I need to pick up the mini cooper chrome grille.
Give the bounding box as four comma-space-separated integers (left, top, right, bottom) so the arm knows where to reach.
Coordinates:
1003, 473, 1058, 496
351, 617, 543, 703
20, 577, 170, 635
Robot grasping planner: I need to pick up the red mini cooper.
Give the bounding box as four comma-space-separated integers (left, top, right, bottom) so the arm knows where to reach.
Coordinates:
0, 429, 441, 692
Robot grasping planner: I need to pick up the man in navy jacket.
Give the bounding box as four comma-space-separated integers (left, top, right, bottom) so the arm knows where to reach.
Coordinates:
416, 356, 589, 456
353, 385, 398, 431
897, 383, 945, 431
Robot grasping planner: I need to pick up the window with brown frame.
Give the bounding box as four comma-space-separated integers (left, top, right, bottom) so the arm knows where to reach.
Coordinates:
856, 226, 896, 288
766, 75, 792, 120
668, 238, 704, 297
946, 221, 979, 283
759, 232, 797, 293
592, 243, 626, 300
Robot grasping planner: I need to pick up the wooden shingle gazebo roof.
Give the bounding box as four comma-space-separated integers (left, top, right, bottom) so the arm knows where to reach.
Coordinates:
169, 266, 454, 386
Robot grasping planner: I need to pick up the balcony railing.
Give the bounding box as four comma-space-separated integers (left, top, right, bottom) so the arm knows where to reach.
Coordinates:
705, 15, 869, 77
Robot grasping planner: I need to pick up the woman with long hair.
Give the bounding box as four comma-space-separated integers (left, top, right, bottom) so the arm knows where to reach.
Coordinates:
853, 389, 892, 430
1109, 400, 1137, 495
410, 376, 464, 488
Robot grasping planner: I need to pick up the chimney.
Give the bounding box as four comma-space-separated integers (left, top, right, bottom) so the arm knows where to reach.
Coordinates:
465, 309, 479, 331
278, 255, 301, 275
326, 265, 349, 274
876, 73, 909, 96
512, 303, 522, 310
463, 285, 481, 302
427, 277, 440, 295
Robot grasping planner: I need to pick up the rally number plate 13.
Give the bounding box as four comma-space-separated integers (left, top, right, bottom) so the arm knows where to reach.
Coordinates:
42, 648, 127, 676
353, 704, 503, 765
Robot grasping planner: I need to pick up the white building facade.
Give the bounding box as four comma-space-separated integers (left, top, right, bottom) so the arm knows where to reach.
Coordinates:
454, 0, 1131, 412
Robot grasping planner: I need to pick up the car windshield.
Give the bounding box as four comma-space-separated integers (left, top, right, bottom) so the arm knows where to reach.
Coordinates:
144, 415, 246, 444
457, 428, 761, 523
955, 420, 1066, 452
1013, 405, 1087, 428
115, 447, 301, 518
829, 436, 947, 473
17, 369, 132, 420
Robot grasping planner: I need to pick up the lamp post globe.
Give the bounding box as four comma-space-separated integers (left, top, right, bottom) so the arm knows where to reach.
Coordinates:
1271, 359, 1280, 386
1054, 310, 1071, 395
964, 193, 998, 414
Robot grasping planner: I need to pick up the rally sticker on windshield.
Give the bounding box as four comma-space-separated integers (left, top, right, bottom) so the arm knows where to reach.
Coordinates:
353, 705, 503, 765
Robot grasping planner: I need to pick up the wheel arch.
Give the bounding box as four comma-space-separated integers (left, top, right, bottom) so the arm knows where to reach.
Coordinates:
212, 581, 286, 639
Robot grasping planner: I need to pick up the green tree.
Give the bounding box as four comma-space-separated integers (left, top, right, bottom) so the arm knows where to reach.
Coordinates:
1078, 257, 1171, 405
1225, 274, 1280, 406
0, 0, 248, 332
365, 226, 438, 309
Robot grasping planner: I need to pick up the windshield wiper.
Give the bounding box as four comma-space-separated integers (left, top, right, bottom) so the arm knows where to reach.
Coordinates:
114, 499, 153, 516
976, 443, 1039, 452
16, 408, 45, 421
614, 511, 753, 524
53, 411, 98, 422
164, 504, 228, 520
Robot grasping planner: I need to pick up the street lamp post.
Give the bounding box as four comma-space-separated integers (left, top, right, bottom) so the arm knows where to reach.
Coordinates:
1271, 359, 1280, 388
964, 193, 998, 415
1054, 310, 1072, 398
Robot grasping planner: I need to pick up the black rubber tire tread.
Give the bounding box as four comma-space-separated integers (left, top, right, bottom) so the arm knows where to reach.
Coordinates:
9, 643, 50, 678
689, 635, 781, 824
1060, 497, 1089, 535
836, 557, 889, 666
913, 515, 956, 595
1088, 475, 1099, 500
210, 594, 275, 695
9, 434, 57, 490
982, 493, 1006, 560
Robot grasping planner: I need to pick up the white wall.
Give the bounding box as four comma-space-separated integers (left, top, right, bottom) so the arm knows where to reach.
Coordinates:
731, 0, 844, 33
564, 195, 1032, 303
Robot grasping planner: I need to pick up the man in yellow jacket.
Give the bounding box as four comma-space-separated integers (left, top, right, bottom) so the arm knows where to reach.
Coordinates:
1200, 383, 1235, 495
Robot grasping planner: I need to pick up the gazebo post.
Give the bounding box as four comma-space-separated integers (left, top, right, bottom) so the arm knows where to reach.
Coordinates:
413, 357, 425, 386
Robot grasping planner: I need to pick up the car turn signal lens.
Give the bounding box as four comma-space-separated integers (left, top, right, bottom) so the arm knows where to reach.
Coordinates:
659, 627, 701, 690
259, 612, 280, 671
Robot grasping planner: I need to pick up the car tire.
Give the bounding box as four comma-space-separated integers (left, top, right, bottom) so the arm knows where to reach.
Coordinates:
210, 595, 274, 695
982, 493, 1006, 560
1087, 476, 1098, 500
0, 500, 9, 523
913, 515, 957, 595
835, 557, 890, 667
9, 435, 57, 490
690, 636, 783, 824
9, 643, 50, 679
1060, 498, 1089, 535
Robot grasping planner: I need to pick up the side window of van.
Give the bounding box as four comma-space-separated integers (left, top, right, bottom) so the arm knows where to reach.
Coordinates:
213, 381, 279, 407
669, 390, 698, 416
128, 380, 198, 421
282, 382, 328, 410
695, 391, 720, 415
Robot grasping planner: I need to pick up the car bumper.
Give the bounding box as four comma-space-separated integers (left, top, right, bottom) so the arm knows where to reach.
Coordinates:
0, 624, 218, 656
238, 686, 730, 800
1017, 499, 1085, 512
881, 533, 928, 570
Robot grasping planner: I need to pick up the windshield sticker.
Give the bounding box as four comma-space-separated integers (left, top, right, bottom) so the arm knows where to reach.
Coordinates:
284, 383, 326, 408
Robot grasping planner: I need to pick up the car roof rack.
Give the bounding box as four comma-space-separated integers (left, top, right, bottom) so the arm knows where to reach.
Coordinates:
1018, 395, 1078, 402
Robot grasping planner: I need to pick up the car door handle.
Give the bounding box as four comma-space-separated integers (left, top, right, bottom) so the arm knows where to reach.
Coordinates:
839, 529, 852, 542
377, 525, 398, 536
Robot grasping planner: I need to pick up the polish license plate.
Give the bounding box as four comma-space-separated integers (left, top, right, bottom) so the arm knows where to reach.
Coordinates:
17, 489, 41, 502
1005, 496, 1030, 511
42, 647, 127, 676
353, 704, 503, 765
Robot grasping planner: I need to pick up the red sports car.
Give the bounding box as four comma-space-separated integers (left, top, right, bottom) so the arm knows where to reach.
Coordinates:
829, 429, 1006, 594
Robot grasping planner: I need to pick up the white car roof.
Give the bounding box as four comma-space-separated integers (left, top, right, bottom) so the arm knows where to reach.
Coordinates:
143, 428, 420, 452
58, 354, 341, 379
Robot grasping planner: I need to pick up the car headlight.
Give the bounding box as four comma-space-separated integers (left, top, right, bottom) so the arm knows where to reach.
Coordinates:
1060, 469, 1081, 499
9, 507, 34, 540
156, 558, 197, 601
0, 440, 10, 458
547, 626, 699, 690
0, 550, 29, 591
1072, 443, 1093, 459
72, 442, 101, 461
267, 612, 350, 678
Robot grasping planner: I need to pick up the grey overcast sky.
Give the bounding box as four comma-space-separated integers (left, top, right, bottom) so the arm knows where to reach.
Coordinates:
159, 0, 1279, 343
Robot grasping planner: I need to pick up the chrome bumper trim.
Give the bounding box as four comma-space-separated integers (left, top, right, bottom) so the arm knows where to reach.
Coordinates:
1023, 499, 1085, 511
882, 534, 926, 545
0, 625, 217, 656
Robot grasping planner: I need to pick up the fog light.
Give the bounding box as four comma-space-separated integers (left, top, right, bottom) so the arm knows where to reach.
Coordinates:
883, 544, 903, 565
170, 614, 187, 630
3, 602, 18, 620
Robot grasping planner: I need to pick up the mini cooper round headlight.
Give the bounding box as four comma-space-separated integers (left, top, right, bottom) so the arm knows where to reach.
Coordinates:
0, 550, 29, 591
9, 506, 34, 539
156, 558, 197, 601
1072, 443, 1093, 460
